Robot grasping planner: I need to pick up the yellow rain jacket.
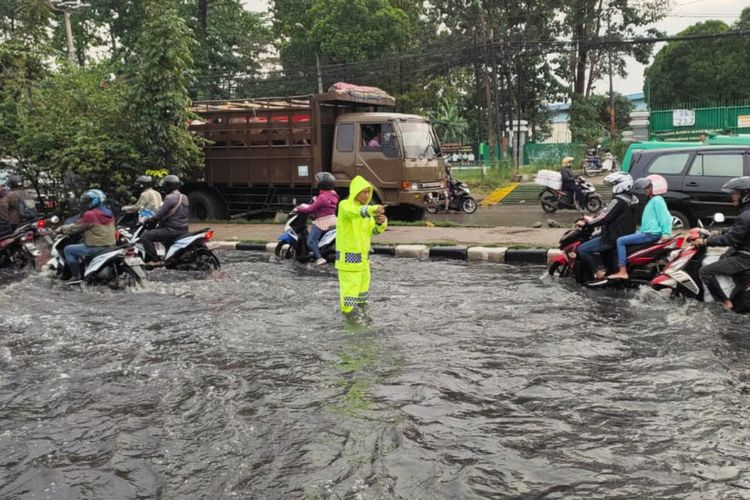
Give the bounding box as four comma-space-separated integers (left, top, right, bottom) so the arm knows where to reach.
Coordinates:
336, 176, 387, 312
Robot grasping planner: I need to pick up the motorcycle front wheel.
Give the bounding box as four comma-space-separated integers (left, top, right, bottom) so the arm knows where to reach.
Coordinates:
585, 195, 603, 213
426, 205, 440, 214
460, 196, 478, 214
274, 241, 296, 260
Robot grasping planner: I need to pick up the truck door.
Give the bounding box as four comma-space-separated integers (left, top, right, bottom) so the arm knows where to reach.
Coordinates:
355, 122, 401, 190
681, 151, 744, 219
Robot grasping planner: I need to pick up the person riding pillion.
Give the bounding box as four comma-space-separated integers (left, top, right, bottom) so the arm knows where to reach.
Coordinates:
123, 175, 163, 218
59, 189, 116, 281
607, 174, 672, 280
560, 156, 582, 210
296, 172, 340, 266
335, 176, 387, 315
0, 175, 36, 238
140, 175, 189, 261
576, 172, 638, 281
693, 176, 750, 311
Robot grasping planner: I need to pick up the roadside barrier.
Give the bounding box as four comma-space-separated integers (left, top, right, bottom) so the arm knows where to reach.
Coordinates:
216, 241, 562, 265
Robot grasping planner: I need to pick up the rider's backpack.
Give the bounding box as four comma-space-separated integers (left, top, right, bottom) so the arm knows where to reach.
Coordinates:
17, 196, 37, 222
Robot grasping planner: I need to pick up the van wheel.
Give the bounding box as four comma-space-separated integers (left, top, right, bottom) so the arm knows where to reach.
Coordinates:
670, 210, 690, 230
188, 191, 224, 221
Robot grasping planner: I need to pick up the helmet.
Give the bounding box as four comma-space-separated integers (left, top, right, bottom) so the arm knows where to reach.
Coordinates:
604, 172, 634, 195
160, 175, 181, 193
135, 175, 153, 189
6, 175, 22, 189
80, 189, 106, 209
586, 147, 597, 156
721, 176, 750, 206
633, 174, 668, 195
315, 172, 335, 190
561, 156, 574, 167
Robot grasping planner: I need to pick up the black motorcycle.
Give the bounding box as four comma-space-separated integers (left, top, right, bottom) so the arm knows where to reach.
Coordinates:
426, 176, 478, 214
539, 176, 603, 213
0, 216, 58, 270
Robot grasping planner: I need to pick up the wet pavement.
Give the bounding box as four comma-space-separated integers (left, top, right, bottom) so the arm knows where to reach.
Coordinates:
1, 253, 750, 498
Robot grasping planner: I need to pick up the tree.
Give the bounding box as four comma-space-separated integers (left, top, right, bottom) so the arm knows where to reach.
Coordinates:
644, 9, 750, 107
126, 0, 203, 177
428, 96, 468, 145
570, 93, 632, 145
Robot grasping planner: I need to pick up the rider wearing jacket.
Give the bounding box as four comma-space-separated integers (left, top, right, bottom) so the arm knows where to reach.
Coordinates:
296, 172, 339, 266
577, 172, 638, 281
60, 189, 116, 280
560, 156, 581, 210
694, 176, 750, 311
0, 175, 35, 238
141, 175, 189, 260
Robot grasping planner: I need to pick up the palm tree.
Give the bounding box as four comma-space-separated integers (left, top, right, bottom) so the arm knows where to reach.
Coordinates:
428, 97, 468, 145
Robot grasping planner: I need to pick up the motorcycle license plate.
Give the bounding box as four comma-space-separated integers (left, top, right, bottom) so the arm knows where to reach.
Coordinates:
125, 256, 144, 267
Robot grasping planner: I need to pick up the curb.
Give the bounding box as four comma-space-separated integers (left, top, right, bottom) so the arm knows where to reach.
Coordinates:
220, 240, 559, 265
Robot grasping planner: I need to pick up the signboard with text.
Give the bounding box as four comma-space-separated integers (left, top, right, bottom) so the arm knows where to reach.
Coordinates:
672, 109, 695, 127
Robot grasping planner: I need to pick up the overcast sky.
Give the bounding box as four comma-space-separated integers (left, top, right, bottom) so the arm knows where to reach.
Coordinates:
242, 0, 747, 96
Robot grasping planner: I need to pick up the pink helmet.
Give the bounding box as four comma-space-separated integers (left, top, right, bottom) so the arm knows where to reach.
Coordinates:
646, 174, 668, 195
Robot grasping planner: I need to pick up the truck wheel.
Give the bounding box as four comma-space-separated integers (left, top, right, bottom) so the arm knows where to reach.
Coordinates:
188, 191, 224, 221
386, 205, 425, 222
669, 210, 690, 230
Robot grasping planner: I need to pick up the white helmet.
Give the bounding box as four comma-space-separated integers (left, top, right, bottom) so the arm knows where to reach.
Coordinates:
605, 172, 634, 195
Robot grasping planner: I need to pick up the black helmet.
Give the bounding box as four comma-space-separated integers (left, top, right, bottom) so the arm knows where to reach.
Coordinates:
315, 172, 336, 190
721, 176, 750, 206
6, 175, 22, 189
135, 175, 153, 189
160, 175, 181, 193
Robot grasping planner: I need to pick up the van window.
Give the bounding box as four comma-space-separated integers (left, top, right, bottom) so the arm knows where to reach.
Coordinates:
647, 153, 690, 175
336, 124, 354, 152
688, 154, 744, 177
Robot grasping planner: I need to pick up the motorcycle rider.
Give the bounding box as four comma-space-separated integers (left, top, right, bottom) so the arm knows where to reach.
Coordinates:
0, 175, 36, 238
576, 172, 638, 282
295, 172, 339, 266
560, 156, 582, 210
123, 175, 162, 218
140, 174, 188, 261
607, 174, 672, 280
693, 176, 750, 311
59, 189, 116, 281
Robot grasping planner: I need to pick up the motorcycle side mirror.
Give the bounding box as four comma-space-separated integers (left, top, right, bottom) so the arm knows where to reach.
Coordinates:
713, 212, 725, 224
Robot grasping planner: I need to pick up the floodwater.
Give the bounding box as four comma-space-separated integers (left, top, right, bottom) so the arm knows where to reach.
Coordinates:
1, 253, 750, 499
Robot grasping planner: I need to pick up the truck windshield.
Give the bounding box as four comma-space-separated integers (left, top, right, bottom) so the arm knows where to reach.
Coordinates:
399, 122, 441, 159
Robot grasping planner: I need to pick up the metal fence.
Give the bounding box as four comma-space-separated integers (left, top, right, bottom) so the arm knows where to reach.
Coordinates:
523, 143, 586, 166
650, 101, 750, 141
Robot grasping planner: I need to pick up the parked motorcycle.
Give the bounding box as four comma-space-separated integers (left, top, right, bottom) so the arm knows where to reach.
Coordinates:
549, 222, 686, 286
650, 214, 750, 313
539, 176, 603, 214
426, 176, 478, 214
46, 233, 147, 289
0, 216, 58, 270
275, 210, 336, 263
582, 148, 619, 177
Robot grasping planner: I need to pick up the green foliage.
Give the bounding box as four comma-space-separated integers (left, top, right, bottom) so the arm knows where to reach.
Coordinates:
428, 96, 468, 144
570, 93, 633, 145
645, 9, 750, 107
126, 0, 203, 177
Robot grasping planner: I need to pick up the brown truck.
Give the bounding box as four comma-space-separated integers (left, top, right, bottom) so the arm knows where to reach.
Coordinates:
187, 84, 447, 220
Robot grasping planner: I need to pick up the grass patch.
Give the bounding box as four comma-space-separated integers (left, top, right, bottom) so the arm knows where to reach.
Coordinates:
456, 163, 560, 196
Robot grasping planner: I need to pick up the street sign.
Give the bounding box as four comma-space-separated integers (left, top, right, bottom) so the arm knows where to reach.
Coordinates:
672, 109, 695, 127
738, 115, 750, 128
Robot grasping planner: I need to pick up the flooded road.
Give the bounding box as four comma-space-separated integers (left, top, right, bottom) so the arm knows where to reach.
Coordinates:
1, 253, 750, 498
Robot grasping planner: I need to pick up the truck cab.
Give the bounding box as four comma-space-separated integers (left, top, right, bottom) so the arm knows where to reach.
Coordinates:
332, 113, 446, 214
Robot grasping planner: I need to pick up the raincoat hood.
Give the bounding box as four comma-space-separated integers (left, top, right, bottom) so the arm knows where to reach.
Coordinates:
348, 176, 373, 205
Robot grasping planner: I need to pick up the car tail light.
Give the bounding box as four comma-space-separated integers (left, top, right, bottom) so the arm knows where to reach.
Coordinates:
204, 230, 214, 241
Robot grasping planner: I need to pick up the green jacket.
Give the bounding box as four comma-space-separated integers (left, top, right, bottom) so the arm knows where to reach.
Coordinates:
335, 176, 387, 271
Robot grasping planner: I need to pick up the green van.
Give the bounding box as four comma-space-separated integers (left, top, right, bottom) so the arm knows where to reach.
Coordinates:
621, 135, 750, 172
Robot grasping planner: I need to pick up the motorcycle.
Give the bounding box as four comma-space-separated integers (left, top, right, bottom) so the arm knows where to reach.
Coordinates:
582, 150, 619, 177
426, 176, 478, 214
275, 210, 336, 263
650, 213, 750, 313
46, 232, 147, 289
549, 222, 686, 286
0, 216, 58, 270
539, 176, 603, 214
128, 227, 221, 272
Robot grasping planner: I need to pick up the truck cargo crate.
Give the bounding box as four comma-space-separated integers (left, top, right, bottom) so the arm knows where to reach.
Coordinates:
534, 170, 562, 190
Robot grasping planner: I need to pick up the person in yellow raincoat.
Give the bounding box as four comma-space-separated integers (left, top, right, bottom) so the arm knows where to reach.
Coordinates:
335, 176, 388, 314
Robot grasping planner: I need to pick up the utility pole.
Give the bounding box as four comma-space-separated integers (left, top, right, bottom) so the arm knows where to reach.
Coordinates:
476, 4, 495, 165
608, 18, 616, 140
50, 1, 90, 65
294, 23, 323, 93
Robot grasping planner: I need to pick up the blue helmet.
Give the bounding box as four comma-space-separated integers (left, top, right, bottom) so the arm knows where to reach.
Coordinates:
80, 189, 106, 209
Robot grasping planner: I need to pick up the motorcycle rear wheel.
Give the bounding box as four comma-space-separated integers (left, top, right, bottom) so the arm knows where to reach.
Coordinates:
548, 262, 571, 277
195, 248, 221, 271
107, 263, 141, 290
585, 195, 603, 213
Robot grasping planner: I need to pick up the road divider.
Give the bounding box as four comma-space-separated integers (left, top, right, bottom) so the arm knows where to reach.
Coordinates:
218, 240, 560, 265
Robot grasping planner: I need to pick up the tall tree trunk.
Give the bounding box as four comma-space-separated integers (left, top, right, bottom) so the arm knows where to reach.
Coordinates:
197, 0, 208, 37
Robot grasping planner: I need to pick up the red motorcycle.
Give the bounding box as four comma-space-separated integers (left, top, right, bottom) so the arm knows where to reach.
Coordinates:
0, 217, 58, 270
548, 222, 686, 286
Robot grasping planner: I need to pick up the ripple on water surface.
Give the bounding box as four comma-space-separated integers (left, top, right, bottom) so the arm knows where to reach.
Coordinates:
1, 252, 750, 499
